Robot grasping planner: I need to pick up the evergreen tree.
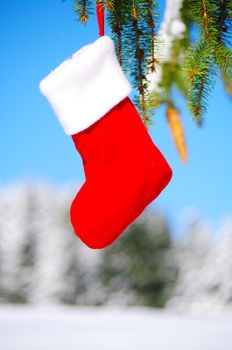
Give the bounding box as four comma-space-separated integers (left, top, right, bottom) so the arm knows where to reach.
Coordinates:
0, 184, 178, 307
0, 185, 29, 303
98, 212, 178, 307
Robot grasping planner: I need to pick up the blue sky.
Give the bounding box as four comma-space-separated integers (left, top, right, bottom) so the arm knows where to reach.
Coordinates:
1, 0, 232, 234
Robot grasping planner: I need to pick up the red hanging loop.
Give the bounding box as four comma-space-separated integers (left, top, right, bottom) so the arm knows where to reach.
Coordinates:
96, 1, 104, 37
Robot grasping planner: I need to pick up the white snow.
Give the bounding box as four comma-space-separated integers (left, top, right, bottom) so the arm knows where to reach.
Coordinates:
0, 306, 231, 350
147, 0, 186, 92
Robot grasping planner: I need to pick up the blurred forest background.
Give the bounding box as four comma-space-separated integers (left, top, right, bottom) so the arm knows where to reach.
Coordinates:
1, 183, 232, 314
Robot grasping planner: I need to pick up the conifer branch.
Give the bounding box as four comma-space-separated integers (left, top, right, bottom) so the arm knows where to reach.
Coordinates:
63, 0, 232, 156
217, 0, 232, 46
106, 0, 124, 66
72, 0, 93, 24
192, 71, 207, 121
105, 1, 113, 11
178, 0, 232, 121
148, 0, 157, 73
133, 2, 147, 124
218, 0, 226, 43
202, 0, 210, 40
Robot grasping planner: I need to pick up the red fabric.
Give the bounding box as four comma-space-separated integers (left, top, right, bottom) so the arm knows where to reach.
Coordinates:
71, 98, 172, 249
96, 2, 104, 37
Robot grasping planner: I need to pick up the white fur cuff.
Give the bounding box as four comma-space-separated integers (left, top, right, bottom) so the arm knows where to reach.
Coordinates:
39, 36, 131, 135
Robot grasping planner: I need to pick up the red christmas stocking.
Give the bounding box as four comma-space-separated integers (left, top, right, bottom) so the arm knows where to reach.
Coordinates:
40, 36, 172, 249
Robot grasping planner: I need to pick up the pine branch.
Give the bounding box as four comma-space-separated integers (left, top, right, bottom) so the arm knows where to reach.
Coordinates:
202, 0, 210, 40
106, 0, 125, 66
217, 0, 232, 46
214, 43, 232, 71
114, 0, 159, 126
147, 0, 158, 73
185, 0, 218, 42
133, 2, 148, 124
72, 0, 94, 24
185, 40, 218, 122
218, 0, 226, 43
192, 71, 207, 121
64, 0, 232, 134
214, 43, 232, 97
180, 0, 232, 121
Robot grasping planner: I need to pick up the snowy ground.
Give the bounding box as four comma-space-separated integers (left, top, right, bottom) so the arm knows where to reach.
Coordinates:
0, 306, 232, 350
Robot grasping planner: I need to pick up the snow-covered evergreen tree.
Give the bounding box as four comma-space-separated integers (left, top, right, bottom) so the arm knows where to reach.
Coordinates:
167, 214, 232, 314
1, 183, 232, 312
0, 184, 30, 303
0, 183, 176, 306
98, 212, 178, 307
